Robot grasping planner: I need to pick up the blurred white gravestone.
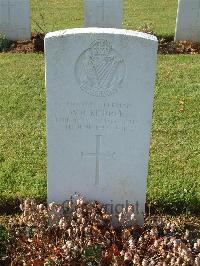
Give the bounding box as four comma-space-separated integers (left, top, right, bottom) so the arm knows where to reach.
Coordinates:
45, 28, 158, 224
85, 0, 123, 28
175, 0, 200, 42
0, 0, 31, 41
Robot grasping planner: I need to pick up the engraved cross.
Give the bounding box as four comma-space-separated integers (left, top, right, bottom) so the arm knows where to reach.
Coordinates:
81, 135, 115, 185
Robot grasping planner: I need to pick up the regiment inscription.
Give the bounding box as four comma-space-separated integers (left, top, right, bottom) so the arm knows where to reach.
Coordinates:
54, 101, 135, 132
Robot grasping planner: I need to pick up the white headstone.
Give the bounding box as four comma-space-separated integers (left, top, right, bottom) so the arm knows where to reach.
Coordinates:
175, 0, 200, 42
0, 0, 31, 41
85, 0, 123, 28
45, 28, 158, 224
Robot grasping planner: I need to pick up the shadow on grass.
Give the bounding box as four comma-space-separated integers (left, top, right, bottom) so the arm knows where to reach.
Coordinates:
156, 34, 174, 42
146, 198, 200, 217
0, 196, 46, 215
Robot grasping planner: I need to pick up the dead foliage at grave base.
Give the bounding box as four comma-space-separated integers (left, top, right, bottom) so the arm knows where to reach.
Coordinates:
7, 33, 44, 53
2, 33, 200, 55
0, 196, 200, 265
158, 38, 200, 55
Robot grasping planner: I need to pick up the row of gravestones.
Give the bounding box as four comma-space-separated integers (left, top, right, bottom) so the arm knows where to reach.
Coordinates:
1, 0, 198, 225
0, 0, 200, 41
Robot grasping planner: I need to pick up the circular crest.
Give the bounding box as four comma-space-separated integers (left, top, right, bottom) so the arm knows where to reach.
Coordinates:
75, 39, 126, 97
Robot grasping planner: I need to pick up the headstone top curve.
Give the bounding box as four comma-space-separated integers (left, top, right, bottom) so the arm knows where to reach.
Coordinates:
45, 28, 158, 43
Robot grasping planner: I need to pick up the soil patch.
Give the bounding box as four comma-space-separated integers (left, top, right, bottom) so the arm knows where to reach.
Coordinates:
2, 33, 200, 55
158, 36, 200, 54
7, 33, 44, 53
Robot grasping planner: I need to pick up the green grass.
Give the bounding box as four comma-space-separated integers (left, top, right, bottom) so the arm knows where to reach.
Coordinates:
31, 0, 84, 34
0, 54, 199, 214
0, 1, 199, 214
124, 0, 178, 37
148, 55, 200, 213
31, 0, 178, 37
0, 54, 46, 209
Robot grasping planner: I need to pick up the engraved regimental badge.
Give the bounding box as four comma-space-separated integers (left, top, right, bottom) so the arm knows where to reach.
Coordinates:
75, 39, 126, 97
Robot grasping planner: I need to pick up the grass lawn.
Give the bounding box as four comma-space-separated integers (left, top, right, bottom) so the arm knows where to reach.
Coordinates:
0, 54, 46, 210
31, 0, 178, 37
0, 53, 199, 214
149, 55, 200, 213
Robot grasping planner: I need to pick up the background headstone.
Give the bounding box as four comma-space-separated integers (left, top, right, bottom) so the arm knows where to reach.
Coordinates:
85, 0, 123, 28
45, 28, 158, 224
175, 0, 200, 42
0, 0, 31, 41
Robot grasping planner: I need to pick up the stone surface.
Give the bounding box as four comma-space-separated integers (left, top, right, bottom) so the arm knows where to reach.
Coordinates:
45, 28, 158, 224
85, 0, 123, 28
175, 0, 200, 42
0, 0, 31, 41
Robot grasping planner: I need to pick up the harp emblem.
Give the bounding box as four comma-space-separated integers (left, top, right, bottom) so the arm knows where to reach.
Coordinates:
75, 39, 126, 97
